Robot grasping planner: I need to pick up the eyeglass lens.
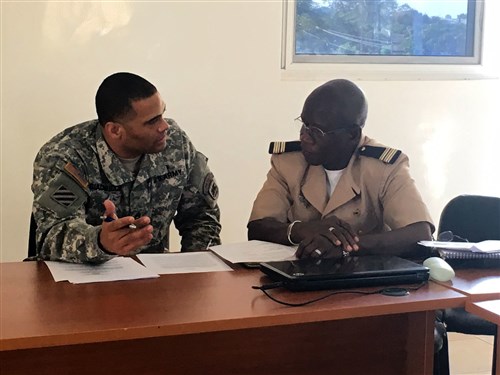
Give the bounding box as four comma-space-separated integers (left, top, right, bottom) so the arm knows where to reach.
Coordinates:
301, 124, 325, 139
437, 231, 469, 242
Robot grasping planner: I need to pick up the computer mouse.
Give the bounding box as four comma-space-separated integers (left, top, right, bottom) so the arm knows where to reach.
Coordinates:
423, 257, 455, 282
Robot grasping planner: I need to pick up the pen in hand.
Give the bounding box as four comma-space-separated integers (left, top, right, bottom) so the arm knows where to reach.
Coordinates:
100, 215, 137, 229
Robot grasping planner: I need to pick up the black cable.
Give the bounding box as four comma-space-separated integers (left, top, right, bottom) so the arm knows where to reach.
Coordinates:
252, 282, 427, 307
403, 282, 427, 291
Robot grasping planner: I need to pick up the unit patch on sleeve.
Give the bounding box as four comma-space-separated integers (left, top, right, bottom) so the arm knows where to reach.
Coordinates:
203, 172, 219, 201
38, 172, 87, 217
51, 185, 78, 207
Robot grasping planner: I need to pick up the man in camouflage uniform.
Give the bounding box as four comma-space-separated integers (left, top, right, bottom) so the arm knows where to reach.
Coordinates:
32, 72, 221, 263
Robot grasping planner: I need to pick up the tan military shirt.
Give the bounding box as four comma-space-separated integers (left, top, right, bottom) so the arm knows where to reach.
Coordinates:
249, 135, 434, 235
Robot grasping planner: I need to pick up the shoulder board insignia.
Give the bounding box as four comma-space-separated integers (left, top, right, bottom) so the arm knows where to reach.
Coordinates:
358, 146, 401, 164
64, 162, 88, 189
268, 141, 301, 154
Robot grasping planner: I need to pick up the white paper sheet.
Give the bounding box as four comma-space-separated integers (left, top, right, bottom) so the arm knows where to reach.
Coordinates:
418, 240, 500, 253
209, 240, 297, 263
45, 257, 159, 284
418, 241, 474, 251
137, 252, 233, 274
470, 240, 500, 253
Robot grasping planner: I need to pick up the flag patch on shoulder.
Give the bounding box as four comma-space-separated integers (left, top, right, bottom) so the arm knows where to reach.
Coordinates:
64, 162, 88, 189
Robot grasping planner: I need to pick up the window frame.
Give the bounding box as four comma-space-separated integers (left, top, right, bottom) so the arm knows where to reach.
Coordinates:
280, 0, 497, 80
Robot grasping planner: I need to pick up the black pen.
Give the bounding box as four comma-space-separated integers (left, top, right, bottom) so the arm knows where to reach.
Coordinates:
100, 215, 137, 229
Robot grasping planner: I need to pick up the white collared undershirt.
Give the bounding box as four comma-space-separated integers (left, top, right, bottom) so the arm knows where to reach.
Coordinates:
324, 168, 345, 197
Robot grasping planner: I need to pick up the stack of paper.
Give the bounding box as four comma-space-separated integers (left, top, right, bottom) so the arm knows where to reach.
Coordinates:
418, 240, 500, 253
45, 257, 159, 284
210, 240, 297, 263
44, 241, 297, 284
137, 252, 232, 274
45, 252, 235, 283
471, 240, 500, 253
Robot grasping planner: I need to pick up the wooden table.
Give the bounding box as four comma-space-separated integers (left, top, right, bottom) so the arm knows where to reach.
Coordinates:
433, 268, 500, 375
0, 261, 466, 375
433, 268, 500, 301
466, 299, 500, 375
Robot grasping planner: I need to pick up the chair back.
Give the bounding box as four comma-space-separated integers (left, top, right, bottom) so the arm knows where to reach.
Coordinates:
438, 194, 500, 243
28, 213, 37, 257
435, 195, 499, 375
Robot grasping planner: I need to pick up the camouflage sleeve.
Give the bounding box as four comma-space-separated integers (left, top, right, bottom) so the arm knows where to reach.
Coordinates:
173, 149, 222, 251
32, 151, 114, 264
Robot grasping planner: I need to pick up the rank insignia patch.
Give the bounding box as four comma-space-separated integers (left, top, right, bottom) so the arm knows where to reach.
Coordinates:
268, 141, 302, 154
358, 146, 401, 164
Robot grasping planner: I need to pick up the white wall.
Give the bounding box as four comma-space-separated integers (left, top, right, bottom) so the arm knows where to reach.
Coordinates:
1, 1, 499, 262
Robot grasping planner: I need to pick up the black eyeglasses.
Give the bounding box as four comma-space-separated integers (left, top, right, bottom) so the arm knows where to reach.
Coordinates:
437, 231, 469, 242
295, 117, 354, 140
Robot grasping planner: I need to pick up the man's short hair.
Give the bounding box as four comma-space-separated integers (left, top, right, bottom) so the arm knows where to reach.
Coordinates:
95, 72, 157, 126
304, 79, 368, 129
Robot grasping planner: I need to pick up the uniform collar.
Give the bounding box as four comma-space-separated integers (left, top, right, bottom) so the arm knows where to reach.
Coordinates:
300, 134, 366, 216
95, 125, 169, 186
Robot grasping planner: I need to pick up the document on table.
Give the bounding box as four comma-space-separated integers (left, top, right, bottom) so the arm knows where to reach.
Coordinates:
471, 240, 500, 253
418, 240, 500, 253
210, 240, 297, 264
418, 241, 474, 251
137, 252, 233, 274
45, 257, 159, 284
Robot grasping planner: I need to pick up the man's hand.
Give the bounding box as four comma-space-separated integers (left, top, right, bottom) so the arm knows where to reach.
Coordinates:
99, 199, 153, 256
321, 216, 359, 251
295, 233, 345, 259
294, 215, 359, 259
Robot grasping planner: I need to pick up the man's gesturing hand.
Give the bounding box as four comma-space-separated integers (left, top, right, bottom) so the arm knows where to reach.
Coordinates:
99, 199, 153, 256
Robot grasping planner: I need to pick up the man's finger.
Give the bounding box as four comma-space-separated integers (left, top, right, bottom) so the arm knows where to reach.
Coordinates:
130, 216, 151, 229
336, 221, 359, 243
109, 217, 138, 231
102, 199, 118, 220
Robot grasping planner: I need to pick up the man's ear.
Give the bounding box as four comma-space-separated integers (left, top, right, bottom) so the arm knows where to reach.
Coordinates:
348, 126, 361, 141
103, 122, 122, 139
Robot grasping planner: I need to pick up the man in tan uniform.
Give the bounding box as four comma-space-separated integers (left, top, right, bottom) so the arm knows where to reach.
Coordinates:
248, 79, 434, 259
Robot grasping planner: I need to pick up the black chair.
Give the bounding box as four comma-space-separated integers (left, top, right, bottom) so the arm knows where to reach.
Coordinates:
434, 194, 499, 375
439, 195, 500, 244
28, 213, 37, 258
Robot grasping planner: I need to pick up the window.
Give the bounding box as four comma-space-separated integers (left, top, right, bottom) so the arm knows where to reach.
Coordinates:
293, 0, 483, 65
280, 0, 500, 80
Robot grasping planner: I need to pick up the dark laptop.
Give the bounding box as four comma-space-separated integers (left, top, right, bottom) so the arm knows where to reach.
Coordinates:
259, 255, 429, 291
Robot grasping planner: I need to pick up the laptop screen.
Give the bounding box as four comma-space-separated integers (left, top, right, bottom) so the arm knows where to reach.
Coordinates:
260, 255, 429, 291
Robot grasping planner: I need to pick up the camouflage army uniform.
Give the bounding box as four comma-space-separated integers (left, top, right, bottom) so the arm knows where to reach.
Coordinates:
32, 119, 221, 263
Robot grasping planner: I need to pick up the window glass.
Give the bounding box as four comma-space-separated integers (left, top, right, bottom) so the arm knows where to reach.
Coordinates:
294, 0, 482, 64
